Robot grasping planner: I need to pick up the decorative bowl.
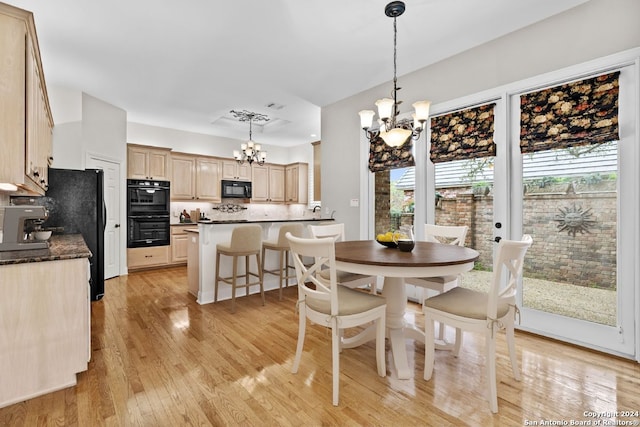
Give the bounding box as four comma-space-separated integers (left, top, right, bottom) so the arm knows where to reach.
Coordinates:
33, 230, 52, 241
376, 238, 397, 248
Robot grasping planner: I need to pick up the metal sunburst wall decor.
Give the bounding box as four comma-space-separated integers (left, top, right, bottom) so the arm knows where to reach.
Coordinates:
553, 204, 596, 237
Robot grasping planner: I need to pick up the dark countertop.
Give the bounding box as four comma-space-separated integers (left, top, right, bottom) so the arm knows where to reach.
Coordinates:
197, 218, 335, 225
0, 234, 92, 265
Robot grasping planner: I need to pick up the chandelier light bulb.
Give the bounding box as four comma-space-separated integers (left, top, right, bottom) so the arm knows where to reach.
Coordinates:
358, 110, 375, 129
375, 98, 394, 121
380, 127, 412, 147
412, 100, 431, 122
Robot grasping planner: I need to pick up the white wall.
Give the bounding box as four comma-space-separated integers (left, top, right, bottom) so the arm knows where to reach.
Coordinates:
51, 122, 82, 169
82, 93, 127, 166
321, 0, 640, 240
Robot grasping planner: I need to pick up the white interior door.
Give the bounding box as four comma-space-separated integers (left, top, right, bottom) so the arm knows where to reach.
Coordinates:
86, 156, 121, 280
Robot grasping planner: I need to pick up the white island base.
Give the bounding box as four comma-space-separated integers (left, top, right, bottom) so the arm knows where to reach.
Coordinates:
192, 220, 329, 305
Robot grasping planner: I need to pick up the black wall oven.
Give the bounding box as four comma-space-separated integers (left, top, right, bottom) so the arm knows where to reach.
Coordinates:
127, 179, 170, 248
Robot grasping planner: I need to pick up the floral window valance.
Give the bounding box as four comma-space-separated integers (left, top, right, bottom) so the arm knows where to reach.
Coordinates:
520, 71, 620, 154
429, 103, 496, 164
368, 135, 415, 172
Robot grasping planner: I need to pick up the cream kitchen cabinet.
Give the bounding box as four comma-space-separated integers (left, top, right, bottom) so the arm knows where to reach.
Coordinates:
221, 160, 251, 181
170, 225, 190, 264
251, 164, 285, 203
170, 152, 221, 202
0, 255, 90, 408
127, 144, 171, 181
0, 4, 53, 195
170, 153, 196, 199
285, 162, 308, 204
127, 246, 170, 270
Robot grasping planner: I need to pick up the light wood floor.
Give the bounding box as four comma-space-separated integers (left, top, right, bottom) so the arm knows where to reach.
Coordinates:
1, 266, 638, 426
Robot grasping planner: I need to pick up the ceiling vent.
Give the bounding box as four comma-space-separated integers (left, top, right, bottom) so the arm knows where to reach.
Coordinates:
265, 102, 285, 110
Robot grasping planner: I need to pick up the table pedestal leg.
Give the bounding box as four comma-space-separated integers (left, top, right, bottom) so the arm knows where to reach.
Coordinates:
381, 276, 412, 379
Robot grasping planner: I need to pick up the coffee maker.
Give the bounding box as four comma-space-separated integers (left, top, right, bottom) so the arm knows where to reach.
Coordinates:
0, 206, 49, 251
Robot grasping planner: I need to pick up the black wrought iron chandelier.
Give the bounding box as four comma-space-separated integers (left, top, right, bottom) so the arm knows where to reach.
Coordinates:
358, 1, 431, 147
231, 109, 269, 166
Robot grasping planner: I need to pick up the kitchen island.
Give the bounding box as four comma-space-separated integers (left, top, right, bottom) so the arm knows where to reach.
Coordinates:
0, 234, 91, 408
193, 218, 333, 304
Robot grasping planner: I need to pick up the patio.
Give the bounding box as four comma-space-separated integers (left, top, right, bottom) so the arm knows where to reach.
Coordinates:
459, 270, 616, 326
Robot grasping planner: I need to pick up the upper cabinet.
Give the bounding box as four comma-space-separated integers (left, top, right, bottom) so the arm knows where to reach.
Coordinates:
170, 152, 221, 202
170, 153, 195, 199
221, 160, 251, 181
0, 4, 53, 195
251, 164, 284, 203
127, 144, 170, 181
285, 163, 309, 205
195, 157, 221, 201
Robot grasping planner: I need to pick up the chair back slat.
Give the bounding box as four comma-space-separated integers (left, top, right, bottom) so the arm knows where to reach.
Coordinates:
308, 223, 346, 242
487, 235, 533, 318
424, 224, 468, 246
287, 233, 337, 310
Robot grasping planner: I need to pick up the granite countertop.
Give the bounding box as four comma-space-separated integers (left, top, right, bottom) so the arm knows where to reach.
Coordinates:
0, 234, 92, 265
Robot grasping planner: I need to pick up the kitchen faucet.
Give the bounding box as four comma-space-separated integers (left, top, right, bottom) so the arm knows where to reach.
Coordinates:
312, 205, 320, 212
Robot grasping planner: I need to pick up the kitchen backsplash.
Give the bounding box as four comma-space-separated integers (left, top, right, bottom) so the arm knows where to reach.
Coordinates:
170, 201, 313, 223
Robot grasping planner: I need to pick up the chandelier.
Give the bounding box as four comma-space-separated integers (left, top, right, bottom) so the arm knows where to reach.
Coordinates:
358, 1, 431, 147
231, 109, 269, 166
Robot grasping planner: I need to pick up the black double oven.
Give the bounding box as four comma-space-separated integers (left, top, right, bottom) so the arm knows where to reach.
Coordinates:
127, 179, 170, 248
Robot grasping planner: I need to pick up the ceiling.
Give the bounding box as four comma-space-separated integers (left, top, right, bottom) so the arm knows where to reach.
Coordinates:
10, 0, 590, 147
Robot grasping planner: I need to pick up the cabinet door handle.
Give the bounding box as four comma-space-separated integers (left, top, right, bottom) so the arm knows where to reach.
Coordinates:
115, 224, 120, 228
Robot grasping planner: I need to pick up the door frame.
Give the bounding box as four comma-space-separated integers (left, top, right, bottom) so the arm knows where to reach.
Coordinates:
86, 152, 125, 277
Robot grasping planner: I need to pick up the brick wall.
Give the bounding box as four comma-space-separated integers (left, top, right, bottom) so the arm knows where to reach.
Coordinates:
435, 191, 617, 289
376, 184, 617, 289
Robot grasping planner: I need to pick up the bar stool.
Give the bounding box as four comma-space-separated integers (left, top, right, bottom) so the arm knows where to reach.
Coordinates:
215, 224, 264, 313
262, 223, 304, 300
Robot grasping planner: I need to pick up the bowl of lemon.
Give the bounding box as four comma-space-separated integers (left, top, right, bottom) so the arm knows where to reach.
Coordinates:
376, 231, 406, 248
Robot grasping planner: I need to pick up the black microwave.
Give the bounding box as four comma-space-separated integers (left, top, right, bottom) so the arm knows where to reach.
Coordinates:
221, 180, 252, 198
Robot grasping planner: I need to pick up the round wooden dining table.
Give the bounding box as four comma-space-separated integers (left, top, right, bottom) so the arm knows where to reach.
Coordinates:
334, 240, 479, 379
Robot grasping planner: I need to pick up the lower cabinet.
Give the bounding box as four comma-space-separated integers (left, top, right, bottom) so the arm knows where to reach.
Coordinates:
0, 257, 90, 408
127, 246, 170, 270
127, 226, 193, 270
170, 225, 189, 264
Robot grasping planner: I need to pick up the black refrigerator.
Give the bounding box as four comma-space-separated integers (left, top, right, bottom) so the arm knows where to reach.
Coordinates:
41, 168, 106, 301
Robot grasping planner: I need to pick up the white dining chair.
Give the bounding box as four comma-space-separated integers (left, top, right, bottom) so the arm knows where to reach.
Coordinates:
286, 232, 387, 406
423, 234, 532, 413
406, 224, 468, 343
308, 223, 378, 294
